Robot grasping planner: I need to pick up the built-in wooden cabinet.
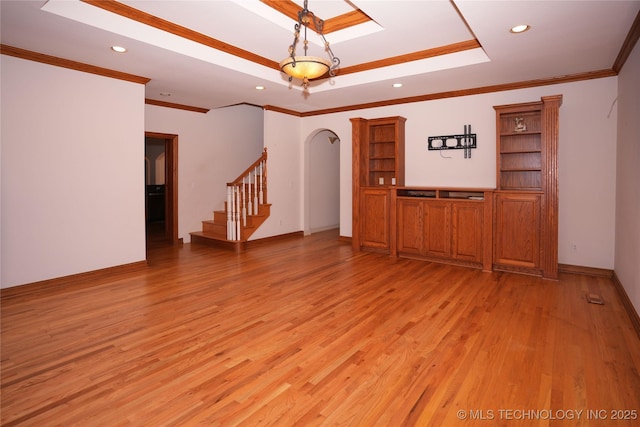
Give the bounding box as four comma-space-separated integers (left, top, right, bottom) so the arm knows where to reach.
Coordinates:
423, 201, 452, 259
352, 116, 405, 252
493, 95, 562, 278
397, 198, 423, 256
359, 187, 392, 252
395, 189, 493, 271
350, 99, 561, 278
493, 192, 542, 273
452, 201, 485, 263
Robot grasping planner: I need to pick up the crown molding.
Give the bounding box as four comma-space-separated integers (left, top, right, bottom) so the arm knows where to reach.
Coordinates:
0, 44, 150, 84
145, 98, 209, 113
613, 10, 640, 73
294, 69, 617, 117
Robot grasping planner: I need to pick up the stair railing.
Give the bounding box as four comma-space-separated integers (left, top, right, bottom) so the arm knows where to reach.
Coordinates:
226, 148, 267, 241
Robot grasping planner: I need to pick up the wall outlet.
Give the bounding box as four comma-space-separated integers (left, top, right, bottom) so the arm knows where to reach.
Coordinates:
571, 244, 577, 251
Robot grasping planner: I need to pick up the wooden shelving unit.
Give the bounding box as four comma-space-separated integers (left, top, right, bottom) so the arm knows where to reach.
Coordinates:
367, 119, 405, 186
350, 98, 562, 280
497, 108, 543, 190
493, 95, 562, 279
351, 116, 406, 252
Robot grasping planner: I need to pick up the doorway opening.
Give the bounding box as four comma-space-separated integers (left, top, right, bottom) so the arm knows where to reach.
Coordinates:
304, 129, 341, 235
145, 132, 179, 248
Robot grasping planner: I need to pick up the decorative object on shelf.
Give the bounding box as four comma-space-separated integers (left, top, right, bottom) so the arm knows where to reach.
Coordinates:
280, 0, 340, 90
427, 124, 476, 159
514, 117, 527, 132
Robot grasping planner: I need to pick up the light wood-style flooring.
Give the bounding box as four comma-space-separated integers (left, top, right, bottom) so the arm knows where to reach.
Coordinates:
2, 230, 639, 426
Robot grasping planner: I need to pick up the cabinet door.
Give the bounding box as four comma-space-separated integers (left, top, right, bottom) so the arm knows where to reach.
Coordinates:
494, 193, 541, 271
452, 202, 483, 263
423, 201, 451, 258
360, 188, 390, 251
397, 199, 423, 255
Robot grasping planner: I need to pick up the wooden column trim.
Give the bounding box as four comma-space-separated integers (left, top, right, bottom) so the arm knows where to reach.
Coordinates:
350, 118, 367, 250
541, 95, 563, 280
482, 190, 494, 272
389, 188, 397, 257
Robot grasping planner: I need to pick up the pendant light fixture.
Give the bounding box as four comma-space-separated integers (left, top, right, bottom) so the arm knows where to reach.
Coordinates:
279, 0, 340, 89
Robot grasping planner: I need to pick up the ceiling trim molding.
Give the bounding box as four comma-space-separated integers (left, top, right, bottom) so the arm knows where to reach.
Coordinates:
613, 10, 640, 73
260, 0, 372, 34
338, 39, 481, 76
294, 69, 618, 117
145, 98, 210, 113
263, 105, 304, 117
0, 44, 150, 84
81, 0, 476, 81
82, 0, 280, 71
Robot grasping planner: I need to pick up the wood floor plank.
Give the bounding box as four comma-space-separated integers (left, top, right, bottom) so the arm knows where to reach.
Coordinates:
2, 229, 639, 426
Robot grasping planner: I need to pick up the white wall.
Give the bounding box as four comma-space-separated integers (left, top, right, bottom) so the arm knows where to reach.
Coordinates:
145, 103, 264, 243
1, 56, 146, 288
615, 41, 640, 314
294, 78, 618, 269
250, 111, 303, 240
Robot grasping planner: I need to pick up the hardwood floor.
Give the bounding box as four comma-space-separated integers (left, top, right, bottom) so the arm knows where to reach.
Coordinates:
2, 229, 639, 426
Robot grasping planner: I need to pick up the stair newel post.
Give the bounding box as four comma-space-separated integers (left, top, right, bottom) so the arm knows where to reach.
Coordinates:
241, 177, 247, 227
229, 185, 233, 241
232, 185, 238, 241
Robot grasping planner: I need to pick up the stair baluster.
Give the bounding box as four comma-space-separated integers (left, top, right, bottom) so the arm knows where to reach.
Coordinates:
253, 166, 258, 215
241, 177, 247, 227
247, 172, 253, 220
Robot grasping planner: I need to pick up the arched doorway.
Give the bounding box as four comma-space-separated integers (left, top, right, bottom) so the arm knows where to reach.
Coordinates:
304, 129, 341, 235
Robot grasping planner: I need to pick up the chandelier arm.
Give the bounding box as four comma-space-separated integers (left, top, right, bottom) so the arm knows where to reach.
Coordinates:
319, 33, 340, 76
307, 12, 324, 34
286, 23, 302, 73
280, 0, 340, 87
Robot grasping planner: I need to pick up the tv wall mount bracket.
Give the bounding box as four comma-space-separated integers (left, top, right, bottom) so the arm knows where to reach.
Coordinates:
427, 124, 476, 158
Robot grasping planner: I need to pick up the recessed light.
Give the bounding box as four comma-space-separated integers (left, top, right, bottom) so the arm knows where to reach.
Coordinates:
510, 24, 530, 34
392, 83, 403, 88
255, 86, 265, 90
110, 45, 127, 53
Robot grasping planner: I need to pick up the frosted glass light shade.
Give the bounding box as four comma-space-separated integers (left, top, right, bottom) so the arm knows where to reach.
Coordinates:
280, 56, 330, 80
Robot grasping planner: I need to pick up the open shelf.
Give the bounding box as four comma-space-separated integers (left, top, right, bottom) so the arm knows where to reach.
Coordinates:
496, 106, 544, 191
397, 188, 489, 200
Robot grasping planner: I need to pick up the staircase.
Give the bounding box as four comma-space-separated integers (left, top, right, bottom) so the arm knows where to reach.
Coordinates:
190, 148, 270, 252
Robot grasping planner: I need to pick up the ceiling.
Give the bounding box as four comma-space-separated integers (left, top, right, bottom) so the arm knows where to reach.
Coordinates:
1, 0, 639, 115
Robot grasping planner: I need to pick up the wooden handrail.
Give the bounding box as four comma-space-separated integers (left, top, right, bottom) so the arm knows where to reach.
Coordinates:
227, 148, 267, 186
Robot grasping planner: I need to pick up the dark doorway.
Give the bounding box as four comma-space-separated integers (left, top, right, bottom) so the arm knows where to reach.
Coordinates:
145, 132, 179, 247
